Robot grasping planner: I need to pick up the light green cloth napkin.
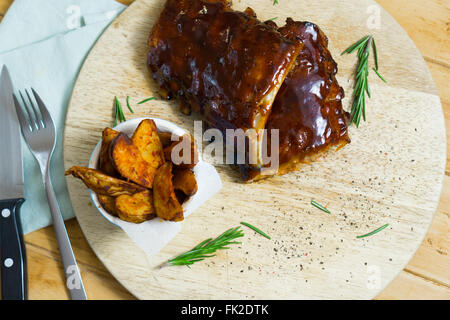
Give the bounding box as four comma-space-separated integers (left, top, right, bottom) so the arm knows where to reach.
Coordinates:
0, 0, 126, 234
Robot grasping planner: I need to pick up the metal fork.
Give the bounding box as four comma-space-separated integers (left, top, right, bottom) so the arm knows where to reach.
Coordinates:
12, 88, 87, 300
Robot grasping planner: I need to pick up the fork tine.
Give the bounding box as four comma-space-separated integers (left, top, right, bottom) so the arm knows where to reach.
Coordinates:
31, 88, 54, 128
12, 93, 32, 135
25, 89, 44, 129
19, 90, 37, 131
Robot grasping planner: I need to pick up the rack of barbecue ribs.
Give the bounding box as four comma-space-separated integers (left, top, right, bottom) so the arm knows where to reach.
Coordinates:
147, 0, 303, 168
240, 19, 351, 181
148, 0, 350, 182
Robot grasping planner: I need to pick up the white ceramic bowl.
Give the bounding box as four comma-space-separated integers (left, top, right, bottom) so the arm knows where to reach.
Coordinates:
87, 117, 220, 230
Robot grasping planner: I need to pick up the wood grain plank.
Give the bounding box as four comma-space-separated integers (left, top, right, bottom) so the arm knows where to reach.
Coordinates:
426, 60, 450, 99
25, 219, 114, 274
376, 0, 450, 65
376, 270, 450, 300
401, 177, 450, 285
0, 0, 13, 16
24, 219, 138, 299
26, 244, 135, 300
426, 59, 449, 109
117, 0, 135, 5
405, 213, 449, 286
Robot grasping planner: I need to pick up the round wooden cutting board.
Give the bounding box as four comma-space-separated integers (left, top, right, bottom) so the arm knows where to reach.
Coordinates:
64, 0, 446, 299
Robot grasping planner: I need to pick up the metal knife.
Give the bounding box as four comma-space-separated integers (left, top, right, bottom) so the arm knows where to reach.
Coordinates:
0, 65, 27, 300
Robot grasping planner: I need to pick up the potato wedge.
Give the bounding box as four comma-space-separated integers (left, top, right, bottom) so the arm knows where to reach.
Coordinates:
173, 169, 198, 196
65, 166, 145, 196
97, 195, 118, 217
99, 128, 119, 176
163, 134, 198, 169
158, 132, 174, 148
174, 189, 188, 205
153, 162, 184, 222
131, 119, 164, 169
115, 190, 156, 223
110, 133, 158, 188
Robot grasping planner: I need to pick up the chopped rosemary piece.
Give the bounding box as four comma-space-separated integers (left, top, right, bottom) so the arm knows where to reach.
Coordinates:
241, 222, 271, 240
137, 97, 156, 105
113, 96, 126, 126
311, 200, 331, 214
273, 0, 279, 5
341, 35, 386, 127
126, 96, 134, 113
357, 224, 390, 239
168, 227, 244, 267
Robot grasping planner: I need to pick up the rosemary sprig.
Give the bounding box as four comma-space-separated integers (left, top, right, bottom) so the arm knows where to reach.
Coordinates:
356, 223, 389, 239
372, 38, 379, 70
341, 35, 386, 127
341, 35, 370, 56
137, 97, 156, 105
168, 227, 244, 267
241, 222, 271, 239
311, 200, 331, 214
113, 96, 126, 126
126, 96, 134, 113
373, 68, 387, 83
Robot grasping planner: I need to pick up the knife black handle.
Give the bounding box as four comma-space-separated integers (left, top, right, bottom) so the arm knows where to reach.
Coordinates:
0, 198, 27, 300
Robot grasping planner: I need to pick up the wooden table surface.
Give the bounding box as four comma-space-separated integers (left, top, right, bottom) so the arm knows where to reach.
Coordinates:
0, 0, 448, 300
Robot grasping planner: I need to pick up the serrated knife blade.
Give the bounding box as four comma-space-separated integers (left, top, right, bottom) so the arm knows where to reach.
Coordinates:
0, 65, 24, 200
